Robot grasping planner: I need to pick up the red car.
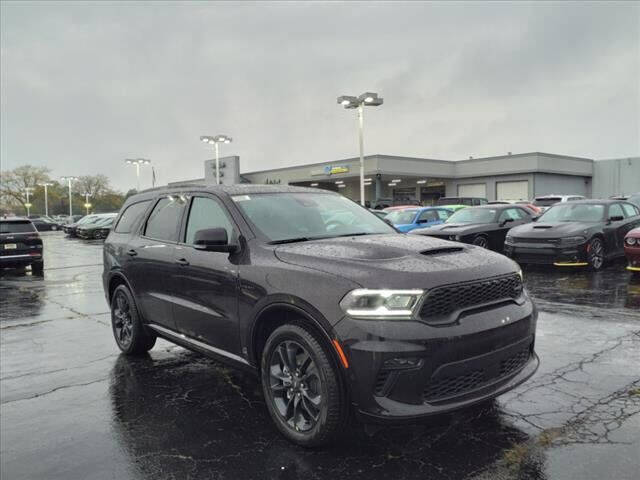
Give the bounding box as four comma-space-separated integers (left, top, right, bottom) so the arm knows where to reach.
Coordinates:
625, 227, 640, 273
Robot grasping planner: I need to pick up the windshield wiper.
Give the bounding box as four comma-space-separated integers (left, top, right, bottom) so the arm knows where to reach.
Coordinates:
268, 237, 314, 245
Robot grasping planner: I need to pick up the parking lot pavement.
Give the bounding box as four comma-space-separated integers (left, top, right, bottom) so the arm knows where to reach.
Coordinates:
1, 233, 638, 480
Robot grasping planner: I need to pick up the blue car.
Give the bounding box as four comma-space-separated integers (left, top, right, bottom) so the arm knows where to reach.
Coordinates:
385, 206, 453, 233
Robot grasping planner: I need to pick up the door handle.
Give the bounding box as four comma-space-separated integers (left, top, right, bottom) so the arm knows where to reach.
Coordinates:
127, 249, 138, 257
175, 258, 190, 266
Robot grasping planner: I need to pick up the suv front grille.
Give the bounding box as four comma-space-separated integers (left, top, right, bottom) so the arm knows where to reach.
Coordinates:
423, 369, 485, 401
419, 274, 523, 321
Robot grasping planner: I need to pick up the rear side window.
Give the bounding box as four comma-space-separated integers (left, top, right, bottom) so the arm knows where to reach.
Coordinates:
0, 221, 36, 234
621, 203, 639, 218
114, 201, 151, 234
144, 196, 187, 242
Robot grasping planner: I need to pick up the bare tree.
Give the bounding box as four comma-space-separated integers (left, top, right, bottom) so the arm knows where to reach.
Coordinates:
0, 165, 52, 213
75, 174, 111, 198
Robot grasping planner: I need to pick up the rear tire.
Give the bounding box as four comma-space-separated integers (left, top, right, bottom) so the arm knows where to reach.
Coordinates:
261, 324, 348, 447
587, 237, 605, 271
31, 261, 44, 274
110, 285, 156, 355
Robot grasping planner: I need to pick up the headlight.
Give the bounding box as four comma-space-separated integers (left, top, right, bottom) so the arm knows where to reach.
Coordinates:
626, 237, 637, 246
517, 269, 523, 281
340, 289, 424, 318
505, 235, 514, 245
560, 236, 586, 246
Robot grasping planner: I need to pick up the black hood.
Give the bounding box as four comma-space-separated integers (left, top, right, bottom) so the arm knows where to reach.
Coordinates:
274, 234, 518, 289
509, 222, 594, 239
412, 223, 496, 236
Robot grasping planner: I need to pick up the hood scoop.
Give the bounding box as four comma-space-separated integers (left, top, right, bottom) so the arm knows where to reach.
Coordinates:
420, 247, 464, 256
533, 225, 553, 229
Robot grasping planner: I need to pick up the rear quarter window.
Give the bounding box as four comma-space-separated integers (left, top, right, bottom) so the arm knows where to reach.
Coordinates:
114, 200, 151, 234
1, 221, 36, 234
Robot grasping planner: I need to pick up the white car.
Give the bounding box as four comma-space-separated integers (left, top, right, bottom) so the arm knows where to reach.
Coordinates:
532, 194, 585, 212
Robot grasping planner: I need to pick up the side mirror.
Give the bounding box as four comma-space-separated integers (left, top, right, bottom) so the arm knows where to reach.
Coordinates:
609, 215, 624, 222
500, 218, 514, 227
193, 228, 238, 253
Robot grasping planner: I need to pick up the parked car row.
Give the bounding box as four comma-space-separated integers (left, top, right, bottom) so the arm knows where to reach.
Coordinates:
63, 213, 117, 239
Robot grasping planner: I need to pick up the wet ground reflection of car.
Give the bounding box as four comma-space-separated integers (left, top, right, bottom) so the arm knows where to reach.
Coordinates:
1, 234, 638, 480
109, 353, 540, 480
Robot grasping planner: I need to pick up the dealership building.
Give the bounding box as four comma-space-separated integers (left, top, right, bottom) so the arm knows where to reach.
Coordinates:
174, 152, 639, 205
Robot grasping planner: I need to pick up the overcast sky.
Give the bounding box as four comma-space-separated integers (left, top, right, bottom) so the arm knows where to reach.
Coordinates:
1, 1, 638, 192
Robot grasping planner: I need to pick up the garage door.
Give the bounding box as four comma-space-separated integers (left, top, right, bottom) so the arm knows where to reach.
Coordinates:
496, 181, 529, 201
457, 183, 486, 198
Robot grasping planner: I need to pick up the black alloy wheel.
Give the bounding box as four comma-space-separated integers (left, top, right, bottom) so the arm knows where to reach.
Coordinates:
110, 285, 156, 354
113, 291, 134, 350
473, 235, 489, 248
587, 237, 605, 271
269, 340, 323, 433
261, 324, 347, 447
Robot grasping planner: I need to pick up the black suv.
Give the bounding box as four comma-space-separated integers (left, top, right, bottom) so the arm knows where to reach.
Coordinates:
103, 185, 539, 446
1, 218, 44, 273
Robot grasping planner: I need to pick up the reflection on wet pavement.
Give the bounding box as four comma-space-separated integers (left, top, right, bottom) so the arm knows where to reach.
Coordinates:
1, 234, 639, 480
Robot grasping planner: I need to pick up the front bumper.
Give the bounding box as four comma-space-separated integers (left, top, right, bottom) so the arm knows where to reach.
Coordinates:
625, 245, 640, 271
334, 295, 538, 422
504, 241, 589, 266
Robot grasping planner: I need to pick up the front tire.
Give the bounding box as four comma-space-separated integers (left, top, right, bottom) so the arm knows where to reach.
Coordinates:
111, 285, 156, 355
587, 237, 605, 271
473, 235, 489, 249
261, 324, 348, 447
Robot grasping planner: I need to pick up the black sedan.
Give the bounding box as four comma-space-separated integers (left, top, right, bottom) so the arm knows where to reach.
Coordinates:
504, 200, 640, 270
77, 216, 115, 240
29, 216, 62, 231
409, 204, 534, 251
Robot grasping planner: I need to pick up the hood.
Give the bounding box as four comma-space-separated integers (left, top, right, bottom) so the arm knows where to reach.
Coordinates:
415, 223, 494, 235
274, 234, 518, 289
509, 221, 595, 239
627, 227, 640, 238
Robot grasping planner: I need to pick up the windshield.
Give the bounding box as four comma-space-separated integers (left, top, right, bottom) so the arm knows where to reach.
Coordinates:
385, 209, 418, 224
533, 197, 561, 207
538, 203, 605, 222
95, 217, 115, 227
77, 215, 97, 225
446, 208, 497, 224
232, 193, 395, 242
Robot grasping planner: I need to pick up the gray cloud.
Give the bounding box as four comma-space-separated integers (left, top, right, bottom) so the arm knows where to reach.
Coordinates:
1, 1, 638, 192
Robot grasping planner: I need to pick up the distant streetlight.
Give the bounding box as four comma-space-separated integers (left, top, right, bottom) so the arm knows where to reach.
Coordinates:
124, 158, 151, 191
37, 182, 54, 217
83, 193, 92, 215
60, 176, 79, 217
23, 187, 34, 216
200, 135, 232, 185
337, 92, 383, 206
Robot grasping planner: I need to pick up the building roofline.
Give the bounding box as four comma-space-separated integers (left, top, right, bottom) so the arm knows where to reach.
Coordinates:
454, 152, 594, 163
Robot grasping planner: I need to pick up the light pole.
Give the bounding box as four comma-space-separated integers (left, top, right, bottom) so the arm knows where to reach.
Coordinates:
200, 135, 232, 185
38, 182, 53, 217
124, 158, 151, 191
83, 193, 92, 215
60, 176, 78, 217
23, 187, 34, 216
337, 92, 383, 206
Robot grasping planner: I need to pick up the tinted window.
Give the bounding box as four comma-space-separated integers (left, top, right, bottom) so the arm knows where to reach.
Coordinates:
436, 209, 451, 220
446, 208, 498, 224
608, 203, 624, 220
144, 196, 186, 241
499, 208, 525, 222
621, 203, 639, 217
539, 203, 605, 222
114, 201, 151, 234
1, 221, 36, 234
533, 197, 561, 207
185, 197, 235, 244
417, 210, 438, 222
386, 209, 418, 224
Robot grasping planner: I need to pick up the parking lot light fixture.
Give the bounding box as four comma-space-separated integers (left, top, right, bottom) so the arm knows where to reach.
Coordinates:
37, 182, 54, 216
23, 187, 34, 216
200, 135, 233, 185
125, 158, 151, 191
337, 92, 384, 206
60, 176, 79, 216
83, 193, 92, 215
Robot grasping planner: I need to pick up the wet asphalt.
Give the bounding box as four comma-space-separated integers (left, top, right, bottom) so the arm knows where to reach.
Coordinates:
1, 233, 638, 480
